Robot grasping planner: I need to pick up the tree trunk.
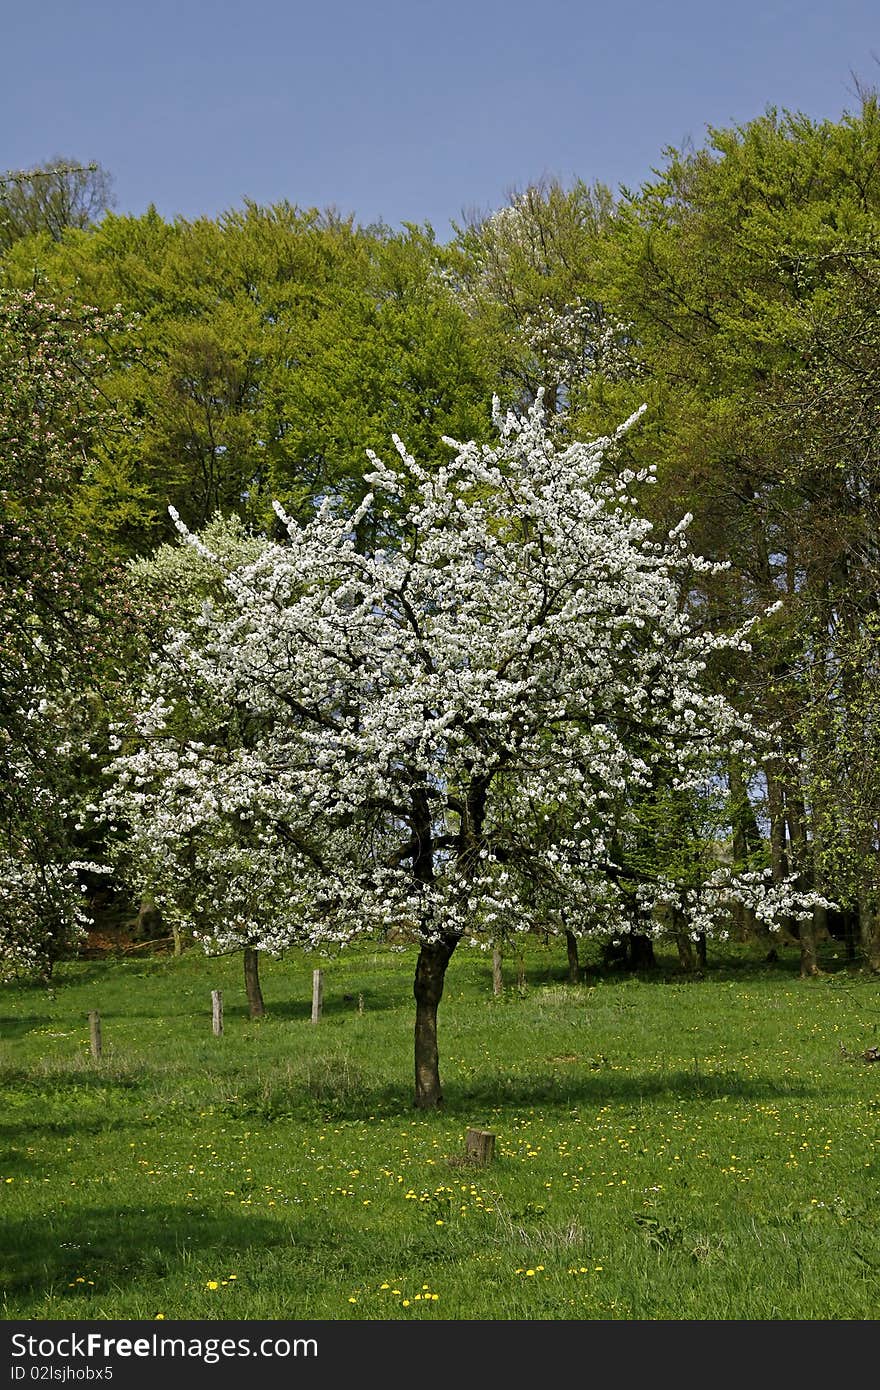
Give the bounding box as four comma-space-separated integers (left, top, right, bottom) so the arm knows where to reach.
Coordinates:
676, 931, 695, 972
766, 765, 788, 884
134, 894, 162, 940
244, 946, 265, 1018
628, 932, 656, 970
843, 908, 858, 962
798, 916, 820, 978
413, 935, 458, 1108
858, 889, 880, 972
728, 758, 759, 940
766, 764, 794, 950
786, 773, 820, 978
672, 903, 703, 972
564, 929, 581, 984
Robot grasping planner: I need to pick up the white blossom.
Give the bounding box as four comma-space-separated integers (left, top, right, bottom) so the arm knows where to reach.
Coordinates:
103, 402, 796, 957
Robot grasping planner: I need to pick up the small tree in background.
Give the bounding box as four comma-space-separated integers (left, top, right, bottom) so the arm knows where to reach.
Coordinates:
110, 513, 279, 1009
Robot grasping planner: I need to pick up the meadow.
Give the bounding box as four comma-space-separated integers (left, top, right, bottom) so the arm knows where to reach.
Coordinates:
2, 935, 879, 1321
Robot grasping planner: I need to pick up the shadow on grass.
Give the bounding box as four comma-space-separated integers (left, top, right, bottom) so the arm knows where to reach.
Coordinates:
0, 1203, 287, 1298
0, 1077, 148, 1143
230, 985, 402, 1024
0, 1060, 412, 1130
215, 1062, 819, 1125
0, 1066, 143, 1094
0, 1146, 40, 1177
440, 1066, 819, 1114
1, 1046, 820, 1134
29, 962, 132, 990
506, 950, 857, 992
0, 1014, 53, 1040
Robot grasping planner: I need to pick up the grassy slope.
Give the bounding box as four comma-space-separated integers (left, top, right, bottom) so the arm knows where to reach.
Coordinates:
1, 936, 879, 1320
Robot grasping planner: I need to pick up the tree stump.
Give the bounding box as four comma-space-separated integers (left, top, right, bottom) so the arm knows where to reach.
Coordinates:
212, 989, 223, 1036
465, 1127, 495, 1165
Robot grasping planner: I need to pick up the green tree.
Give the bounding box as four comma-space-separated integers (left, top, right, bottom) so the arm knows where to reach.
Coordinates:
0, 159, 113, 253
3, 204, 493, 559
448, 177, 622, 420
0, 286, 132, 977
585, 97, 880, 972
790, 243, 880, 965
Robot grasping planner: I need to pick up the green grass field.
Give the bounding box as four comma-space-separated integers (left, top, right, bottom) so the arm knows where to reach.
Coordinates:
2, 936, 879, 1321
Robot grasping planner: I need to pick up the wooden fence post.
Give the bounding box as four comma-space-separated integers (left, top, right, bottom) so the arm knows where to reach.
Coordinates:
88, 1011, 102, 1060
311, 969, 324, 1024
212, 989, 223, 1036
492, 945, 503, 996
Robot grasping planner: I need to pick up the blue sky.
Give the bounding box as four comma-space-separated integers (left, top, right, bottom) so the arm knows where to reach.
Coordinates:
3, 1, 878, 239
